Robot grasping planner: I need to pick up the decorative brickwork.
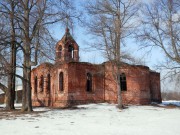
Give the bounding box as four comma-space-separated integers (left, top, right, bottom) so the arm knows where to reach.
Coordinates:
31, 28, 162, 107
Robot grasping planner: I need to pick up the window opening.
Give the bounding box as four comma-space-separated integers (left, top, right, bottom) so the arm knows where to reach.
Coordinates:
68, 45, 74, 59
59, 72, 64, 91
120, 73, 127, 91
34, 76, 37, 93
86, 73, 92, 92
47, 74, 51, 92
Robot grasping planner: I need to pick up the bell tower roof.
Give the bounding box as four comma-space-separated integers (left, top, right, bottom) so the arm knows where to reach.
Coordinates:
60, 27, 75, 44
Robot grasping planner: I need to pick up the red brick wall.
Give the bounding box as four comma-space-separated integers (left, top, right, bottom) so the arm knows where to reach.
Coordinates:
31, 62, 105, 107
31, 63, 53, 107
150, 72, 162, 103
31, 61, 161, 107
104, 63, 151, 105
67, 62, 104, 105
50, 63, 69, 107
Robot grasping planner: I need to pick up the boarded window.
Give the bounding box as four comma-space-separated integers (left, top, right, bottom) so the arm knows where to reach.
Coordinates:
34, 76, 37, 94
68, 45, 74, 58
120, 73, 127, 91
86, 73, 92, 92
47, 74, 51, 92
59, 72, 64, 91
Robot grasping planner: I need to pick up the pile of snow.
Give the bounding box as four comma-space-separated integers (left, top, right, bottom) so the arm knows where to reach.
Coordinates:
162, 100, 180, 107
0, 103, 180, 135
0, 103, 22, 108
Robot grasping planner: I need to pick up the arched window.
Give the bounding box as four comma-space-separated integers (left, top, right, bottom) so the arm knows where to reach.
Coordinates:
40, 75, 44, 92
59, 72, 64, 91
59, 46, 62, 58
47, 74, 51, 92
68, 45, 74, 59
120, 73, 127, 91
86, 73, 92, 92
34, 76, 37, 94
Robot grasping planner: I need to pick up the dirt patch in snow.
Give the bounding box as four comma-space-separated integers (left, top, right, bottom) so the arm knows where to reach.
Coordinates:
0, 106, 87, 120
0, 108, 46, 120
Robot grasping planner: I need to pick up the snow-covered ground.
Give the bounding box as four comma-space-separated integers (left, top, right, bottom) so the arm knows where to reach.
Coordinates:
0, 101, 180, 135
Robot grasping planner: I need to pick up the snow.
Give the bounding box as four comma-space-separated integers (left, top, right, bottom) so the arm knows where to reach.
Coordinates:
0, 102, 180, 135
162, 100, 180, 107
0, 89, 4, 94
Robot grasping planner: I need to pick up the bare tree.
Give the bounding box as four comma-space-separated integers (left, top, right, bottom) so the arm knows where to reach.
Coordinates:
0, 0, 81, 112
0, 19, 9, 93
0, 0, 19, 110
136, 0, 180, 78
16, 0, 80, 112
84, 0, 139, 109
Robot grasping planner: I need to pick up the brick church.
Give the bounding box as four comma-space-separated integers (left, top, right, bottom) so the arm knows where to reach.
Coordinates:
31, 28, 162, 107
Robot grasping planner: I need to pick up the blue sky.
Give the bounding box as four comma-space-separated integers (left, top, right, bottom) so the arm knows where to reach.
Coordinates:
62, 0, 165, 70
51, 20, 165, 71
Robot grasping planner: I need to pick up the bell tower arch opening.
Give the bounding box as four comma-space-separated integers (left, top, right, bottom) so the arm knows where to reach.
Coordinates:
68, 44, 74, 59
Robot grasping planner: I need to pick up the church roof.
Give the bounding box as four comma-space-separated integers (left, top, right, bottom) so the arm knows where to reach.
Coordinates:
60, 27, 75, 44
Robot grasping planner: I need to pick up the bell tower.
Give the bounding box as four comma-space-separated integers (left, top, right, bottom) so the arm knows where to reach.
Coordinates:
55, 28, 79, 63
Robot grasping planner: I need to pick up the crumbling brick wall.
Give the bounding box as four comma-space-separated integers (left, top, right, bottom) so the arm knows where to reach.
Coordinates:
150, 71, 162, 103
104, 62, 152, 105
67, 62, 104, 106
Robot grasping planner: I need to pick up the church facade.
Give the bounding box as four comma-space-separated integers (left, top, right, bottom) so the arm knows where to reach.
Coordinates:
31, 28, 161, 107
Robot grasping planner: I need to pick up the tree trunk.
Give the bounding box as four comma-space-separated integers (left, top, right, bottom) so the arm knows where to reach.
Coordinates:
117, 75, 123, 109
21, 48, 33, 112
10, 30, 16, 109
5, 75, 12, 110
25, 47, 33, 112
116, 7, 123, 109
21, 52, 33, 112
26, 62, 32, 112
21, 63, 27, 111
21, 0, 33, 112
5, 0, 16, 110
